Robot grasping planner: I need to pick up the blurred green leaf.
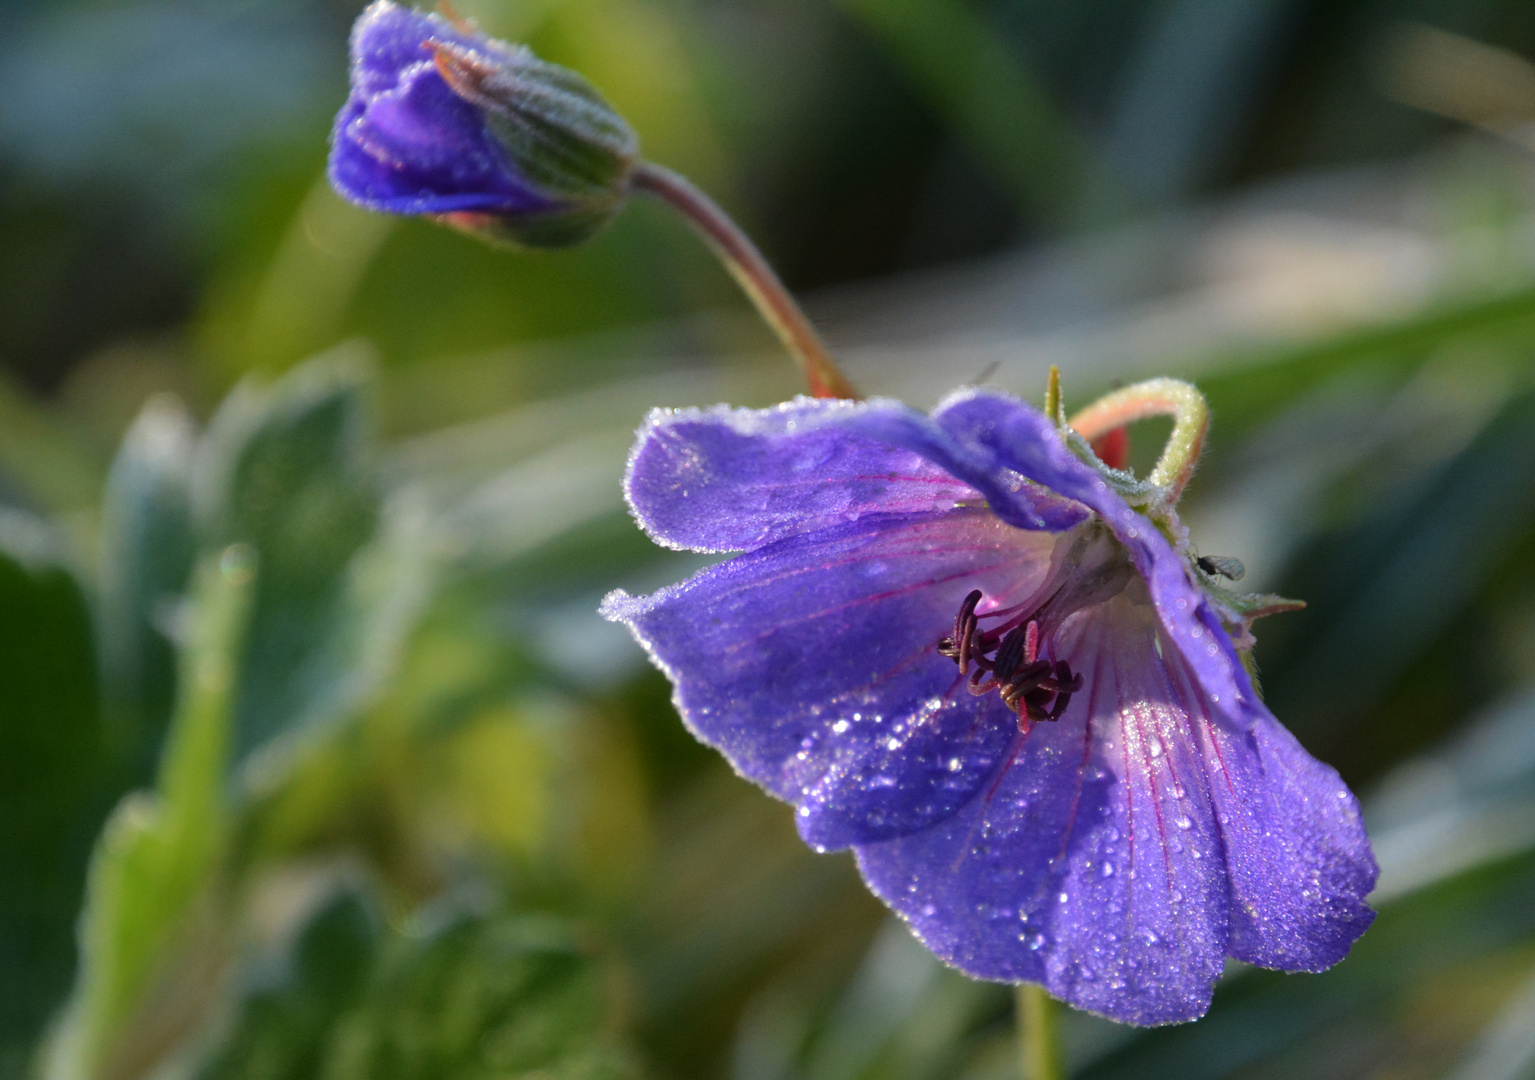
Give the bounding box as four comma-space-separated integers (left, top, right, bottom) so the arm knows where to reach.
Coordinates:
193, 349, 383, 763
0, 542, 105, 1079
44, 548, 253, 1080
200, 898, 641, 1080
0, 376, 104, 512
195, 891, 380, 1080
97, 395, 197, 786
833, 0, 1104, 226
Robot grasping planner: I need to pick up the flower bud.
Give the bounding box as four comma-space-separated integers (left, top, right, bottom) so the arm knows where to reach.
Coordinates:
329, 1, 640, 248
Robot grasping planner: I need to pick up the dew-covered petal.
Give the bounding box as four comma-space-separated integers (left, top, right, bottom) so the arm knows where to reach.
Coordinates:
932, 389, 1255, 730
602, 509, 1057, 848
1170, 649, 1378, 971
854, 591, 1232, 1026
624, 398, 1087, 554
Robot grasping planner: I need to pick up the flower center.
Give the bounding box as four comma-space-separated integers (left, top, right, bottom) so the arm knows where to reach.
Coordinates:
938, 589, 1084, 727
935, 524, 1134, 728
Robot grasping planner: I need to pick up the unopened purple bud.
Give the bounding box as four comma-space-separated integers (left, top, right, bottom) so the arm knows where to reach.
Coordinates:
329, 2, 639, 248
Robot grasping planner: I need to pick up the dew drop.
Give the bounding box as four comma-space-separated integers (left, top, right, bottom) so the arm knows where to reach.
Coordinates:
1101, 862, 1116, 878
886, 738, 901, 750
1149, 737, 1164, 759
1174, 814, 1193, 830
1058, 892, 1070, 904
948, 757, 963, 771
832, 720, 850, 734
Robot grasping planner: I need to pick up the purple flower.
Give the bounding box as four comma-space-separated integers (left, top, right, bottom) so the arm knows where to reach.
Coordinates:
601, 389, 1377, 1026
329, 2, 638, 248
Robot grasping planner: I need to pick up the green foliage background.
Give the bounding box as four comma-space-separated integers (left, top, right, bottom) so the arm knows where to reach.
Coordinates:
6, 1, 1535, 1078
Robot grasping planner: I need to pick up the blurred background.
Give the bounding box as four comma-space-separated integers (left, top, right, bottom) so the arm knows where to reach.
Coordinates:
8, 0, 1535, 1077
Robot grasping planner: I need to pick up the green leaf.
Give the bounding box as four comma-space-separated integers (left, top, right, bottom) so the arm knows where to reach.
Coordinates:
198, 903, 641, 1080
195, 891, 380, 1080
0, 541, 105, 1079
97, 395, 197, 787
43, 547, 254, 1080
193, 349, 382, 763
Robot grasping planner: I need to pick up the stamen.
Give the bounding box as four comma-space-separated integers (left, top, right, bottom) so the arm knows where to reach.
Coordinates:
937, 591, 1081, 725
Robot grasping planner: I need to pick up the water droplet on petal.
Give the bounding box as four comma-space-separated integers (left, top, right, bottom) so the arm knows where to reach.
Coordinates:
1101, 862, 1115, 877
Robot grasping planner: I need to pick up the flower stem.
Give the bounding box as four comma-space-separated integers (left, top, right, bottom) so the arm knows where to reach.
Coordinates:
1068, 377, 1209, 503
1017, 984, 1063, 1080
631, 161, 859, 400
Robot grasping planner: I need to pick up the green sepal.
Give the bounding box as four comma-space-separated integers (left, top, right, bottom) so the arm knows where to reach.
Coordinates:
432, 41, 638, 249
1199, 574, 1307, 621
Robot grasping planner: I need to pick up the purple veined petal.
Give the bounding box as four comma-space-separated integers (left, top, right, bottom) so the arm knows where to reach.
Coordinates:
932, 388, 1256, 730
624, 398, 1089, 555
602, 508, 1067, 849
854, 588, 1233, 1026
1167, 649, 1378, 971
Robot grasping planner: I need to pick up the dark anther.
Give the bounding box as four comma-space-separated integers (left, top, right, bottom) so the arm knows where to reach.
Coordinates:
990, 622, 1036, 685
1007, 659, 1083, 725
937, 589, 984, 673
938, 590, 1080, 724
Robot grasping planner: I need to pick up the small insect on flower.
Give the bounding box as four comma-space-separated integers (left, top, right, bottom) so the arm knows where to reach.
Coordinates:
602, 387, 1377, 1026
1196, 554, 1246, 581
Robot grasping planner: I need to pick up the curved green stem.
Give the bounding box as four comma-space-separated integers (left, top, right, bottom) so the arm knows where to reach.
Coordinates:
631, 161, 859, 400
1068, 377, 1209, 502
1017, 983, 1063, 1080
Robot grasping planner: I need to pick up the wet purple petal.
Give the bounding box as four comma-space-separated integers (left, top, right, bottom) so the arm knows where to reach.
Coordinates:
854, 592, 1230, 1025
625, 398, 1087, 554
1176, 654, 1379, 970
604, 509, 1055, 848
605, 389, 1378, 1025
